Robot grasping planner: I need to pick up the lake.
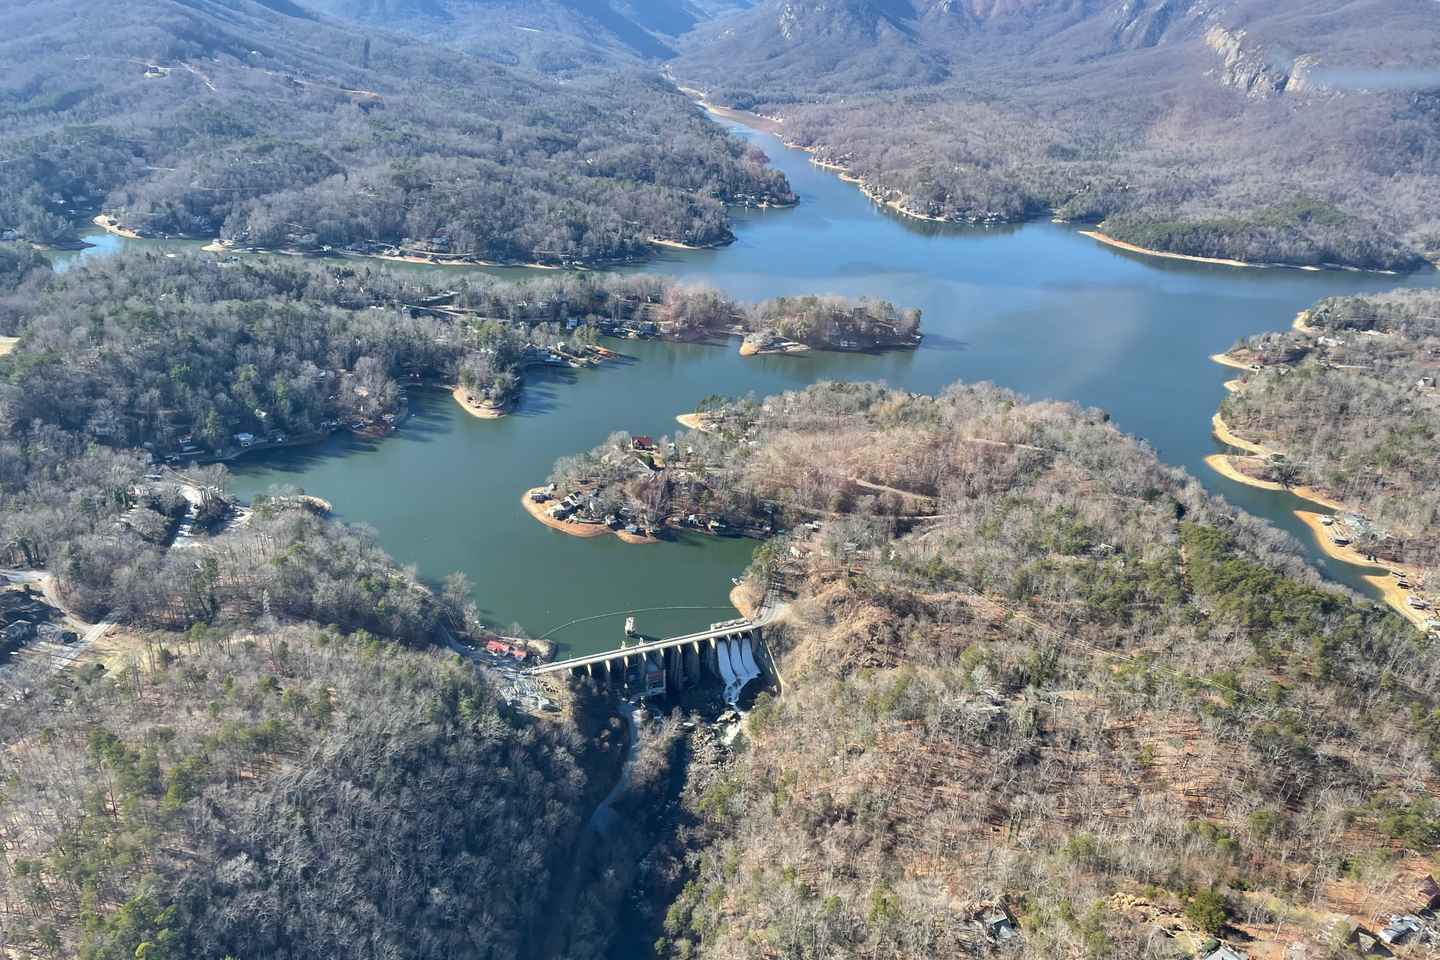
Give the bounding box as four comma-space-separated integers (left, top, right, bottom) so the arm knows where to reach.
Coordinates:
55, 119, 1439, 655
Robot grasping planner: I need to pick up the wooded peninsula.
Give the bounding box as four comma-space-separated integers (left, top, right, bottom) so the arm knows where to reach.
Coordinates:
1211, 289, 1440, 630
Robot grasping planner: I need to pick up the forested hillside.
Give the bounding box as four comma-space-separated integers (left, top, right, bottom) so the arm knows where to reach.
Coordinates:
0, 622, 595, 960
0, 247, 694, 960
0, 251, 794, 619
672, 0, 1440, 270
0, 0, 791, 264
1219, 290, 1440, 570
572, 382, 1440, 958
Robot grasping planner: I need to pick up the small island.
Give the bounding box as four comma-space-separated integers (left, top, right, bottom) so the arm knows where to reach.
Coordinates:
735, 295, 921, 357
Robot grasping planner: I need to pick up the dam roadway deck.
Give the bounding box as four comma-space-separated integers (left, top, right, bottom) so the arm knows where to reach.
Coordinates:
526, 616, 765, 677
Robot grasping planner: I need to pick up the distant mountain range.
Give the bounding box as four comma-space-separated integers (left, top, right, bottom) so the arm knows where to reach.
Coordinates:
673, 0, 1440, 100
663, 0, 1440, 270
304, 0, 754, 67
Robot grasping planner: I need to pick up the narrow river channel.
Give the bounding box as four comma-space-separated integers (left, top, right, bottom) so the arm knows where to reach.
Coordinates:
52, 118, 1440, 656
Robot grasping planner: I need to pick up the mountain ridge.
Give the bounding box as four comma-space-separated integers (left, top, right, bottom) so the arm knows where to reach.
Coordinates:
669, 0, 1440, 270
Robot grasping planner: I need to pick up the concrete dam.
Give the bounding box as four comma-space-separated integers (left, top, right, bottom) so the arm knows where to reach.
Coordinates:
528, 619, 771, 705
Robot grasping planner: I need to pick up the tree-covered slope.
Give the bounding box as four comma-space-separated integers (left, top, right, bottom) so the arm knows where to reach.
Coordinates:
1220, 289, 1440, 569
587, 382, 1440, 958
0, 0, 792, 263
0, 624, 592, 960
0, 252, 785, 622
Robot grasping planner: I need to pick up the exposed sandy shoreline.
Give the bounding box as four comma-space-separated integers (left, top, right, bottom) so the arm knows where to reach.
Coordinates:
1203, 319, 1434, 628
1210, 352, 1254, 372
1293, 510, 1431, 628
521, 487, 661, 544
677, 85, 784, 134
1205, 345, 1348, 510
1083, 231, 1259, 269
1082, 230, 1401, 274
675, 412, 714, 433
92, 214, 142, 240
522, 488, 610, 539
192, 238, 564, 270
1207, 457, 1431, 627
0, 336, 19, 357
452, 386, 508, 419
648, 237, 722, 251
679, 86, 965, 226
1204, 453, 1286, 492
1202, 454, 1347, 512
813, 158, 954, 223
1211, 412, 1271, 457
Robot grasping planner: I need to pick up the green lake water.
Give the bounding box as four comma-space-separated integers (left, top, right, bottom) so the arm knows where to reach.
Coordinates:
53, 120, 1440, 656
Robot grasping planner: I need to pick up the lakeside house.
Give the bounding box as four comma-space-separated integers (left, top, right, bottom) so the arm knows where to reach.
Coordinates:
484, 638, 528, 663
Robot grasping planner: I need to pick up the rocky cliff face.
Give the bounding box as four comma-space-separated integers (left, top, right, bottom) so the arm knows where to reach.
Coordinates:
680, 0, 1440, 107
1204, 23, 1324, 98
